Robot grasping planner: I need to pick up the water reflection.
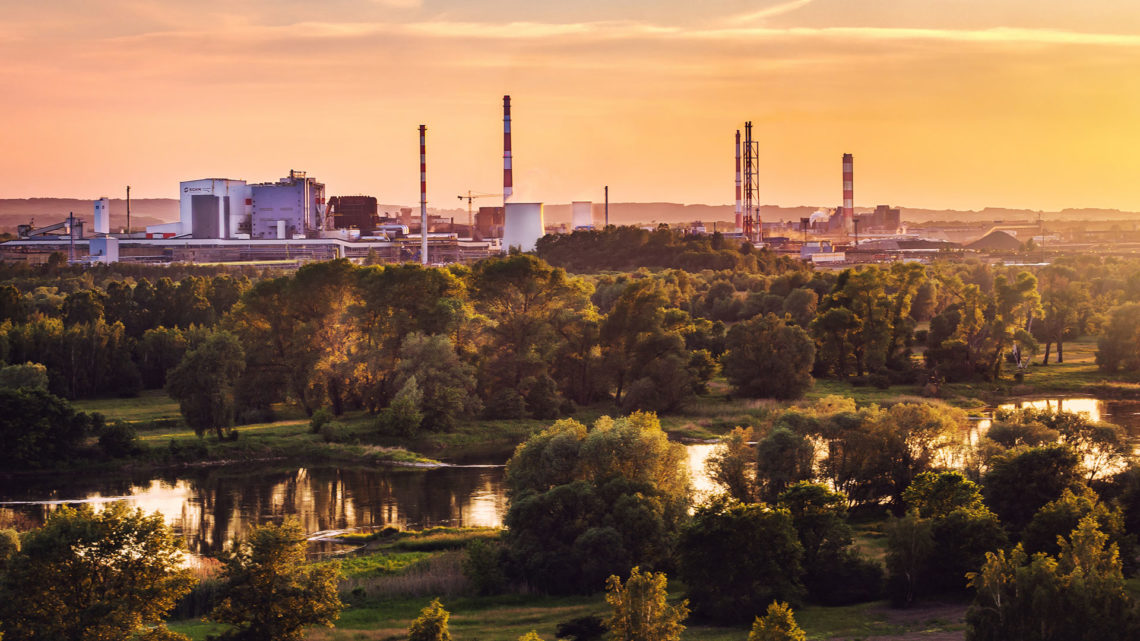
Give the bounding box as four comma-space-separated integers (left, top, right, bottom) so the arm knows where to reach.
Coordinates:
1, 465, 507, 558
6, 399, 1139, 558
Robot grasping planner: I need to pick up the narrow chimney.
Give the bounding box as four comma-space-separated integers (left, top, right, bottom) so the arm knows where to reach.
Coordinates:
503, 95, 513, 203
420, 124, 428, 265
734, 130, 742, 234
843, 153, 854, 234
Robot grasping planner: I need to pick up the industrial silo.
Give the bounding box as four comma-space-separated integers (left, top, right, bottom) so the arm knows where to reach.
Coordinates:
571, 201, 593, 230
503, 202, 545, 252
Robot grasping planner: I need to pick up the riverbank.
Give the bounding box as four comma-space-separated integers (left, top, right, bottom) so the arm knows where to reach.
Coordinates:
65, 336, 1139, 477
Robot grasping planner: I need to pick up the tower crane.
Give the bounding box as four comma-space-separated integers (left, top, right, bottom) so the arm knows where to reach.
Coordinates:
457, 191, 499, 231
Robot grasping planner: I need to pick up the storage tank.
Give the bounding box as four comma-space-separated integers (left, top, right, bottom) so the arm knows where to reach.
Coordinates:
571, 201, 592, 230
503, 202, 545, 252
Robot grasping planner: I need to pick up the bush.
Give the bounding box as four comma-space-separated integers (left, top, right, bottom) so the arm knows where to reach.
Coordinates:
484, 388, 527, 420
377, 377, 424, 437
98, 421, 141, 458
870, 373, 891, 389
319, 422, 347, 443
407, 598, 451, 641
461, 539, 507, 596
310, 408, 333, 434
679, 501, 805, 623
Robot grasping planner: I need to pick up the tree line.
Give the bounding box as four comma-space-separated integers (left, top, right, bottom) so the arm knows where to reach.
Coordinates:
455, 401, 1140, 640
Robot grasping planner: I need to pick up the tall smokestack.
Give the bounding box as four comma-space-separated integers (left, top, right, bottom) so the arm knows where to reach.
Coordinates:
420, 124, 428, 265
734, 130, 742, 234
842, 153, 854, 234
503, 95, 513, 204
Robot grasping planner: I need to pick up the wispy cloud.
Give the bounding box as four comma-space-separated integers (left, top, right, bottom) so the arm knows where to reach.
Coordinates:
733, 0, 816, 23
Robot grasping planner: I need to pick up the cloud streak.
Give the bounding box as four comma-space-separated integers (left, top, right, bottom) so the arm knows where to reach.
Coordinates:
733, 0, 816, 23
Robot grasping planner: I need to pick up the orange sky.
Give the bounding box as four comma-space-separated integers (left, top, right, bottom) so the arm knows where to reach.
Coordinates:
3, 0, 1140, 211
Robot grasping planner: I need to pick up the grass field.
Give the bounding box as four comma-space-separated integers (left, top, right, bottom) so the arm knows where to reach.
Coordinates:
169, 592, 966, 641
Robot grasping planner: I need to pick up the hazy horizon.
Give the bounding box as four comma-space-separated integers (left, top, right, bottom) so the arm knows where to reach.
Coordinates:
3, 1, 1140, 211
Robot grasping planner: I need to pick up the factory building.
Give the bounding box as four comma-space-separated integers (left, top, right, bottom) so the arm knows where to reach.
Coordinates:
476, 206, 504, 238
168, 178, 250, 239
330, 196, 379, 234
249, 171, 326, 240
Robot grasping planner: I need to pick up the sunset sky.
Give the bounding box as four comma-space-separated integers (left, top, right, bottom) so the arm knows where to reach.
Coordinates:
3, 0, 1140, 211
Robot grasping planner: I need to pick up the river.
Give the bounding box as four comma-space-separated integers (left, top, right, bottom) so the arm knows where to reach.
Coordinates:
2, 397, 1138, 557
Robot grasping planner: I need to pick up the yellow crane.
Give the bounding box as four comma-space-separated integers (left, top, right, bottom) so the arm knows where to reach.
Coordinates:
457, 191, 499, 231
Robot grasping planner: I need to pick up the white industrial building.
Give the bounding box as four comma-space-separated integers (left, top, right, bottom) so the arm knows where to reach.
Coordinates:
145, 171, 328, 241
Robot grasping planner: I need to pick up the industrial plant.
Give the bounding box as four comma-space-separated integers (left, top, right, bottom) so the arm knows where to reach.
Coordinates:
2, 97, 923, 267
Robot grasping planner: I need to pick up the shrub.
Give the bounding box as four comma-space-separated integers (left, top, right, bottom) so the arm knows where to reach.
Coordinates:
319, 422, 347, 443
747, 601, 806, 641
310, 408, 333, 434
98, 421, 140, 458
679, 501, 805, 623
484, 388, 527, 419
377, 377, 424, 437
462, 539, 507, 596
408, 598, 451, 641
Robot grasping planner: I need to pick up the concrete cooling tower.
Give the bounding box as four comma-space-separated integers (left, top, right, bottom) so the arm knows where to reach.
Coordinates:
503, 202, 544, 252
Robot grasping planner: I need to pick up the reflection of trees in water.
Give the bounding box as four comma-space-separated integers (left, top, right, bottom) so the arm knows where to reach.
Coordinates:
171, 465, 506, 556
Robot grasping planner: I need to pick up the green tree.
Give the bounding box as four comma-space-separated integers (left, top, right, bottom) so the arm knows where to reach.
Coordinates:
1037, 265, 1086, 364
61, 289, 105, 326
0, 503, 192, 641
705, 426, 756, 503
679, 501, 805, 623
211, 517, 342, 641
884, 510, 934, 607
0, 387, 97, 469
781, 288, 818, 328
1022, 487, 1132, 561
376, 375, 424, 436
393, 332, 479, 430
889, 472, 1007, 603
135, 326, 189, 389
747, 601, 806, 641
1096, 303, 1140, 372
810, 307, 860, 378
0, 362, 48, 391
756, 428, 815, 503
604, 567, 688, 641
721, 314, 815, 399
166, 332, 246, 438
902, 471, 985, 519
503, 413, 690, 594
966, 517, 1137, 641
982, 444, 1083, 534
407, 598, 451, 641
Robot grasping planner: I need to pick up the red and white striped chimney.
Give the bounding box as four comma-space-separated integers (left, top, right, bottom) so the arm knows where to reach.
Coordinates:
842, 153, 854, 233
734, 130, 742, 234
503, 95, 513, 203
420, 124, 428, 265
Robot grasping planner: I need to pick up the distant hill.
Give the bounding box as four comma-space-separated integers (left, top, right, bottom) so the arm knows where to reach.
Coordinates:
0, 198, 176, 233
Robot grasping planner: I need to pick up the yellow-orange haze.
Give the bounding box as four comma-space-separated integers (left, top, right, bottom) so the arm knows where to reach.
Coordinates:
2, 0, 1140, 211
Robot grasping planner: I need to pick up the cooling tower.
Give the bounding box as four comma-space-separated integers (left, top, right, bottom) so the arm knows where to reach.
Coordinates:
503, 202, 544, 252
571, 201, 593, 229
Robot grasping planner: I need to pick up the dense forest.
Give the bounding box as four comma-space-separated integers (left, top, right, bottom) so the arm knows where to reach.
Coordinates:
5, 228, 1140, 639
